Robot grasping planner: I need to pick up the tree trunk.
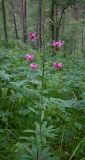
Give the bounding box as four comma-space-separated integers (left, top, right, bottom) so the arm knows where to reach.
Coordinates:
55, 1, 71, 41
81, 7, 85, 58
11, 0, 18, 40
22, 0, 27, 42
2, 0, 8, 46
72, 4, 80, 21
50, 0, 55, 41
55, 5, 59, 41
38, 0, 42, 51
62, 12, 66, 57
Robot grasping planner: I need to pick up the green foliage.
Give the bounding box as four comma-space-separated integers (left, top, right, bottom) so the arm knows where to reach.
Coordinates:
0, 47, 85, 159
0, 0, 85, 159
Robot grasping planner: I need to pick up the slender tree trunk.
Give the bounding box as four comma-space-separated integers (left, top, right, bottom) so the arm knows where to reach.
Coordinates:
21, 0, 23, 25
55, 5, 59, 41
50, 0, 55, 41
24, 0, 27, 42
22, 0, 27, 42
81, 7, 85, 58
62, 12, 65, 36
62, 12, 66, 57
42, 11, 45, 51
38, 0, 42, 51
36, 18, 39, 48
2, 0, 8, 46
11, 0, 18, 40
72, 4, 80, 21
55, 1, 71, 41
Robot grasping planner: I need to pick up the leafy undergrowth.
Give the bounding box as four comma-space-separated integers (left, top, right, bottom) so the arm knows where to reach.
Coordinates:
0, 48, 85, 160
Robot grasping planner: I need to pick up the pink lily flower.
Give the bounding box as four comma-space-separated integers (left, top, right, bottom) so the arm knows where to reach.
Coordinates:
29, 32, 38, 41
25, 54, 34, 62
52, 40, 64, 47
53, 62, 63, 70
30, 63, 38, 70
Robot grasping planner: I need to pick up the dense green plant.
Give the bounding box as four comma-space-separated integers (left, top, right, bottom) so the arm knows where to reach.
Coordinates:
0, 0, 85, 159
0, 45, 85, 160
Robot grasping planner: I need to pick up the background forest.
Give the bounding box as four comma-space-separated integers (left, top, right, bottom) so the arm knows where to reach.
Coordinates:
0, 0, 85, 160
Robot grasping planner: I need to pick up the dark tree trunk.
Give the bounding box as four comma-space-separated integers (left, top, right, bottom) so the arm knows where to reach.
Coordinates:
11, 0, 18, 40
72, 4, 80, 21
55, 1, 71, 41
50, 0, 55, 41
55, 5, 59, 41
81, 7, 85, 58
22, 0, 27, 42
62, 12, 66, 57
2, 0, 8, 46
38, 0, 42, 51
